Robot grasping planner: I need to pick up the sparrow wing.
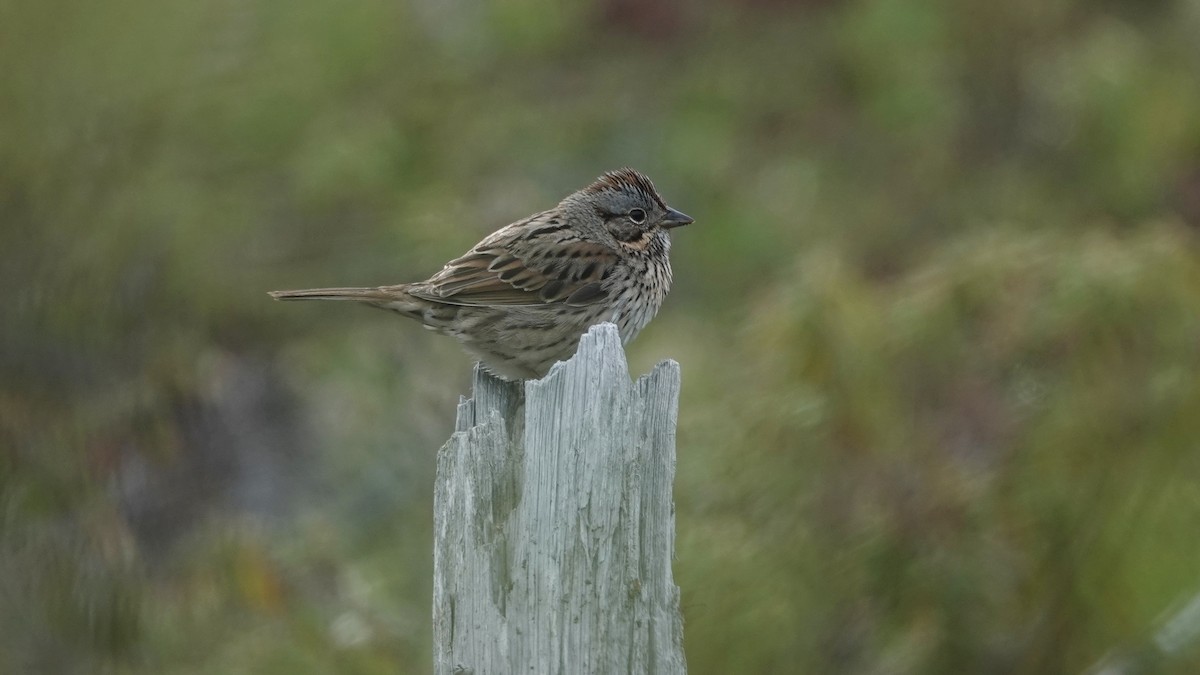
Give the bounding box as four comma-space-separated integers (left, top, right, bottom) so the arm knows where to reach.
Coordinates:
406, 215, 615, 307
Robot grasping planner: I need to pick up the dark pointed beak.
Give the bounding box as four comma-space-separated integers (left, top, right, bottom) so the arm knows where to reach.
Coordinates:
661, 207, 694, 229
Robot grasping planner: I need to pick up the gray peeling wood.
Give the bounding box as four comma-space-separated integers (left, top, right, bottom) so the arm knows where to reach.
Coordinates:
433, 323, 686, 675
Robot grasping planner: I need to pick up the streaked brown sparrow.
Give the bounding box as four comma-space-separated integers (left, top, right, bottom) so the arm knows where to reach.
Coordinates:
270, 168, 692, 380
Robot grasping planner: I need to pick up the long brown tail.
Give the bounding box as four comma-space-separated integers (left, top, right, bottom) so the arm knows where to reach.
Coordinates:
268, 287, 398, 302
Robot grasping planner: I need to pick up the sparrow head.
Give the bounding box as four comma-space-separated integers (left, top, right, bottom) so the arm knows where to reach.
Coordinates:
563, 168, 693, 247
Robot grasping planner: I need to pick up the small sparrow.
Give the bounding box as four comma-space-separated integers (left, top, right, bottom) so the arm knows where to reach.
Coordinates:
270, 168, 692, 380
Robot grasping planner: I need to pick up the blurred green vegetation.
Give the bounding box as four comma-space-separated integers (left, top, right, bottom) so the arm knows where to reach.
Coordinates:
4, 0, 1200, 672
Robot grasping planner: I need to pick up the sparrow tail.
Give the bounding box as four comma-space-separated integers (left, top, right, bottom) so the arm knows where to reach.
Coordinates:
268, 287, 398, 302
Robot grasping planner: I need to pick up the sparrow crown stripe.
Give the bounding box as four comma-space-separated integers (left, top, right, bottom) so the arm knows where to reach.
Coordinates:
584, 168, 667, 210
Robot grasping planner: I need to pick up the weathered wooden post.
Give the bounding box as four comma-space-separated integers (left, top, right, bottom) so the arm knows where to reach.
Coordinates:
433, 323, 685, 674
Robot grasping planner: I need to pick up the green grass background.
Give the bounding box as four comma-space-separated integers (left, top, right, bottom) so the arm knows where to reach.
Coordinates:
5, 0, 1200, 672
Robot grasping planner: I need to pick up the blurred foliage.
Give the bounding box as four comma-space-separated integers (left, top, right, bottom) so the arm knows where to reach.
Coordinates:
677, 227, 1200, 673
3, 0, 1200, 672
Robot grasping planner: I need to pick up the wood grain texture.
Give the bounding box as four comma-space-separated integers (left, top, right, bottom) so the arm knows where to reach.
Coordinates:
433, 323, 685, 675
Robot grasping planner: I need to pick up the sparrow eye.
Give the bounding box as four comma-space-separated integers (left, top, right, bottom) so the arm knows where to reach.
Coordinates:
628, 208, 647, 224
